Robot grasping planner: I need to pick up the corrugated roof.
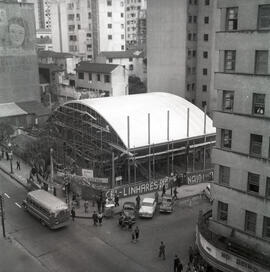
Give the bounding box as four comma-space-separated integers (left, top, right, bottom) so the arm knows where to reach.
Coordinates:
99, 49, 145, 59
16, 101, 50, 116
0, 103, 27, 118
63, 92, 216, 149
76, 62, 118, 73
38, 50, 73, 59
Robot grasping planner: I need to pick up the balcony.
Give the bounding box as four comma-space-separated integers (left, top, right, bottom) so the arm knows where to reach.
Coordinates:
197, 210, 270, 272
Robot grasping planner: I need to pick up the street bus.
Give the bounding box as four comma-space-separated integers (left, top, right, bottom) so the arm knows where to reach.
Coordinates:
23, 189, 70, 229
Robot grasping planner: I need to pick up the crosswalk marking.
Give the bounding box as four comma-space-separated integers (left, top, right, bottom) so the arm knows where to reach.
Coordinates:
15, 202, 21, 208
4, 193, 10, 198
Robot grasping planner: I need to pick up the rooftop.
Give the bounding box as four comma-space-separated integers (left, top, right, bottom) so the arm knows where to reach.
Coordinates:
76, 62, 119, 74
99, 49, 145, 59
38, 50, 73, 59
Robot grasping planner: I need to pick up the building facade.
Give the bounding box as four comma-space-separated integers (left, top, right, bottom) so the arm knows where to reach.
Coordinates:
125, 0, 147, 48
147, 0, 216, 113
51, 0, 126, 61
75, 62, 128, 97
197, 1, 270, 271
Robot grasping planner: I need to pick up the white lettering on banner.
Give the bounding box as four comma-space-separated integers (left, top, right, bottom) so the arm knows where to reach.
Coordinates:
187, 169, 214, 185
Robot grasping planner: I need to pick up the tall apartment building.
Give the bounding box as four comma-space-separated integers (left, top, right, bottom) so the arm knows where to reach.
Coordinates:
125, 0, 147, 48
197, 1, 270, 271
147, 0, 216, 113
51, 0, 125, 60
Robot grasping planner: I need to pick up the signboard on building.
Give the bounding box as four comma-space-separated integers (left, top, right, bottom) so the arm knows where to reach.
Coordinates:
186, 169, 213, 185
106, 177, 170, 199
82, 169, 93, 179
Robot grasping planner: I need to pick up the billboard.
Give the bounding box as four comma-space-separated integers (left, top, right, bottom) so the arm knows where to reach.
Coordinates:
0, 2, 40, 103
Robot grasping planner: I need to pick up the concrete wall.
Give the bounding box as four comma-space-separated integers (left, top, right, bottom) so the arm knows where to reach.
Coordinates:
147, 0, 187, 96
0, 2, 40, 103
111, 66, 128, 96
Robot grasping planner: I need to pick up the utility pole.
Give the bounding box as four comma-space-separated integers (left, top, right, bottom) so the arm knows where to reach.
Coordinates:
50, 148, 54, 193
0, 195, 6, 238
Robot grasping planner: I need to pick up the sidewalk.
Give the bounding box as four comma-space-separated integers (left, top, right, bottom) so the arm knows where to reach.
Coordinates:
0, 153, 209, 219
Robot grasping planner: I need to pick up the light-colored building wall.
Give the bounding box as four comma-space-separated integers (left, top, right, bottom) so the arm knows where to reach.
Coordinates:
211, 0, 270, 259
111, 66, 128, 96
147, 0, 187, 97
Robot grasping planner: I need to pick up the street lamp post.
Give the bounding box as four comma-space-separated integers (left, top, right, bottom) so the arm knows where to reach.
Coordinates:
8, 142, 13, 174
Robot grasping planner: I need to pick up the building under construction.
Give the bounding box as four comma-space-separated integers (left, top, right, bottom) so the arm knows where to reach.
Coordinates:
48, 92, 216, 188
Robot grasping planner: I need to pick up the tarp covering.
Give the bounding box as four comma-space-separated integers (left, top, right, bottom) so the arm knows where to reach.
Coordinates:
0, 103, 27, 118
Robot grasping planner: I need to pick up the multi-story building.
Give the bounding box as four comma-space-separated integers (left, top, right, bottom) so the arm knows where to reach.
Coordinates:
125, 0, 147, 48
76, 62, 128, 97
137, 9, 147, 48
96, 49, 146, 82
51, 0, 126, 61
147, 0, 216, 113
197, 1, 270, 271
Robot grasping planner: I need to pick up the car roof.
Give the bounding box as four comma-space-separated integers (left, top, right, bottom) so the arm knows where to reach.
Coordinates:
142, 197, 155, 203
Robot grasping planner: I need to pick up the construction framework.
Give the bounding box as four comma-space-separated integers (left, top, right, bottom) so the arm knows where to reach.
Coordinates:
48, 93, 216, 188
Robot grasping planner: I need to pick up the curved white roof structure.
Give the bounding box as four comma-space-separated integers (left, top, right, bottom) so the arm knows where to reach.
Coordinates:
68, 92, 216, 149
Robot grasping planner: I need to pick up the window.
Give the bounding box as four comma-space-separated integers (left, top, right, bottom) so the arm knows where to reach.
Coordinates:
191, 83, 195, 90
78, 72, 84, 80
187, 67, 191, 75
255, 50, 268, 74
188, 49, 192, 58
88, 12, 91, 19
189, 16, 192, 23
108, 58, 113, 63
204, 17, 209, 24
247, 172, 260, 193
121, 34, 124, 39
97, 74, 101, 81
193, 16, 197, 23
108, 35, 112, 40
203, 68, 208, 75
107, 12, 112, 17
121, 13, 124, 18
219, 165, 230, 185
189, 0, 192, 4
250, 134, 262, 156
107, 0, 112, 6
68, 14, 74, 21
78, 24, 81, 30
226, 7, 238, 30
88, 73, 92, 81
187, 84, 190, 91
203, 51, 208, 59
217, 201, 228, 222
258, 5, 270, 29
108, 23, 112, 29
223, 90, 234, 112
68, 3, 74, 9
188, 33, 192, 40
87, 44, 92, 51
221, 129, 232, 149
202, 101, 207, 108
76, 14, 80, 21
87, 33, 92, 38
129, 64, 134, 71
87, 0, 91, 8
192, 67, 196, 74
68, 25, 75, 31
104, 74, 111, 83
266, 177, 270, 198
224, 50, 236, 72
252, 93, 265, 115
203, 34, 209, 41
245, 211, 257, 234
193, 33, 197, 41
205, 0, 210, 5
263, 216, 270, 238
129, 57, 133, 62
69, 35, 77, 41
202, 85, 207, 92
194, 0, 198, 5
193, 50, 196, 57
121, 45, 124, 50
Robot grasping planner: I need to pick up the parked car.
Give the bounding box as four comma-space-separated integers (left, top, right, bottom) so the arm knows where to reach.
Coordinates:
159, 195, 175, 213
203, 184, 213, 203
119, 202, 136, 228
139, 197, 157, 218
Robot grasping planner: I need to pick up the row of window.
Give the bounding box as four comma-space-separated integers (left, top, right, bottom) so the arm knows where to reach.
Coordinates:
107, 0, 125, 6
189, 0, 210, 5
107, 12, 124, 18
126, 0, 142, 4
188, 16, 209, 24
108, 34, 125, 40
126, 6, 141, 12
187, 33, 208, 41
223, 50, 268, 74
108, 23, 125, 29
224, 5, 270, 31
217, 201, 270, 238
78, 72, 111, 83
188, 50, 208, 59
222, 91, 266, 116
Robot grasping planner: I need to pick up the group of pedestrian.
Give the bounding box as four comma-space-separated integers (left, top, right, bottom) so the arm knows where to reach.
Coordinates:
92, 211, 103, 226
186, 246, 209, 272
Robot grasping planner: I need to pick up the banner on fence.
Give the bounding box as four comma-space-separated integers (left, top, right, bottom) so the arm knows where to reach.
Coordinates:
186, 169, 214, 185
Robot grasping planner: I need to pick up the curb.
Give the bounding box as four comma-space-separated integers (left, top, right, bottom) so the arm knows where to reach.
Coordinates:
0, 165, 28, 190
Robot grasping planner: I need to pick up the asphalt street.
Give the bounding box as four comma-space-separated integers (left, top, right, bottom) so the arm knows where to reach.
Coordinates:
0, 170, 211, 272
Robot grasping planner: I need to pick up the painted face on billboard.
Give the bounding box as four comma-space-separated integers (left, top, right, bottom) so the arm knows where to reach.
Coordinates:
9, 23, 25, 47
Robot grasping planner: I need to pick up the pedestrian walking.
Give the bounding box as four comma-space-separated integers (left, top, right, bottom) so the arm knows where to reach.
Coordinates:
162, 185, 166, 196
84, 200, 89, 213
114, 194, 119, 207
98, 211, 103, 226
154, 191, 159, 204
1, 148, 4, 159
189, 246, 194, 264
5, 151, 8, 160
158, 241, 166, 260
177, 260, 183, 272
135, 226, 140, 242
136, 194, 141, 209
16, 160, 21, 170
174, 255, 180, 272
92, 211, 98, 226
173, 187, 178, 200
71, 207, 75, 222
131, 229, 136, 243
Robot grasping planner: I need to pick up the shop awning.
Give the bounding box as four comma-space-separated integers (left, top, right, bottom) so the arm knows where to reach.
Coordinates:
0, 103, 27, 118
